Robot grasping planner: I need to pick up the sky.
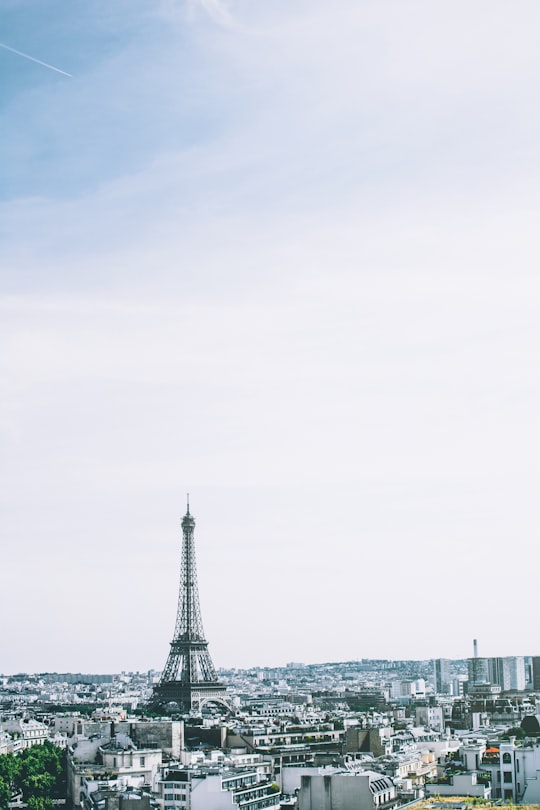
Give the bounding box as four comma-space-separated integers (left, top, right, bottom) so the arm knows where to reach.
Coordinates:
1, 0, 540, 675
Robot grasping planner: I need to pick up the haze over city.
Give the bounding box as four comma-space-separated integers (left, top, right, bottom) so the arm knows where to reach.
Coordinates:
2, 0, 540, 675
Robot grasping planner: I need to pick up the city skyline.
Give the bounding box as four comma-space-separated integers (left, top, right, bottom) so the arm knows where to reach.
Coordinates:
1, 650, 538, 679
2, 1, 540, 674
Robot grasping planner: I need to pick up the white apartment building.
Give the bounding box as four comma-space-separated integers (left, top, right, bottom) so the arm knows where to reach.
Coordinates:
297, 769, 398, 810
1, 719, 48, 749
68, 742, 163, 807
99, 743, 163, 787
156, 768, 281, 810
425, 771, 491, 800
0, 730, 13, 755
389, 680, 426, 702
415, 707, 444, 733
479, 738, 540, 803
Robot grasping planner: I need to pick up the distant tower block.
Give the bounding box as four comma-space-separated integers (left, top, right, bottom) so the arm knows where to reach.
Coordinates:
148, 501, 228, 714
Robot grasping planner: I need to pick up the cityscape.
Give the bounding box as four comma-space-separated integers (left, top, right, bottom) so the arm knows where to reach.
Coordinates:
2, 506, 540, 810
3, 2, 540, 810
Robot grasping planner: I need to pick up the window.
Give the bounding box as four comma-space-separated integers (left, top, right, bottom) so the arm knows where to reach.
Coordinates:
140, 757, 145, 767
503, 753, 512, 764
504, 772, 512, 783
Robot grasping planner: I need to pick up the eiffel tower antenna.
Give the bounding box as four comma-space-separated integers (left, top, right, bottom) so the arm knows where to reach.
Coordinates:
148, 501, 228, 714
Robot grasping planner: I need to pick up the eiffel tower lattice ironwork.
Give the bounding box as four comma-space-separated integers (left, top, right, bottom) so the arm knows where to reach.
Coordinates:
149, 501, 228, 713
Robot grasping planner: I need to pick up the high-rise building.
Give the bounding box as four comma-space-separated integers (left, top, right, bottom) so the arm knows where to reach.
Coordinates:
468, 656, 490, 685
468, 655, 526, 691
432, 658, 452, 694
532, 657, 540, 691
502, 656, 526, 691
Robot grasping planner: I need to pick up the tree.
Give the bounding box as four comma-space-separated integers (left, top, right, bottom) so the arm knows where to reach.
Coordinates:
500, 727, 526, 740
0, 754, 20, 790
520, 716, 540, 736
0, 752, 21, 810
16, 742, 66, 803
0, 741, 65, 810
0, 778, 12, 810
27, 797, 54, 810
22, 773, 55, 801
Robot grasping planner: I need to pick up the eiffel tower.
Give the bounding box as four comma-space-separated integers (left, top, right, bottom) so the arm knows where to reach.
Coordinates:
149, 500, 228, 713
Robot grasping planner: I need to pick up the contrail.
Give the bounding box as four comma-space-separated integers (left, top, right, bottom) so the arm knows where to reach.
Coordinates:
0, 43, 72, 77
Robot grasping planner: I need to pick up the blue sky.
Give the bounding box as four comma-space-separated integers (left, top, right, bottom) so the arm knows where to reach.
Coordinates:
2, 0, 540, 674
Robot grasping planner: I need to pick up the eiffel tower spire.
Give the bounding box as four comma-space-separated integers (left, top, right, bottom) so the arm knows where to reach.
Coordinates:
149, 500, 228, 713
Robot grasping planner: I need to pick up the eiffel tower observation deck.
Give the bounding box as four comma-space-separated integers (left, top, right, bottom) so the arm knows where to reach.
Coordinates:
148, 501, 228, 714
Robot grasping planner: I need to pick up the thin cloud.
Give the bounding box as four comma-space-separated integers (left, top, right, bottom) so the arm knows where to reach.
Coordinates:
193, 0, 235, 27
0, 42, 72, 77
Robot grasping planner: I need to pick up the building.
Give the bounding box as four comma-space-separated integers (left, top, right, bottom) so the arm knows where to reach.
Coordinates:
388, 680, 425, 703
479, 738, 540, 803
425, 771, 491, 799
503, 657, 526, 691
297, 770, 398, 810
532, 657, 540, 691
67, 738, 163, 807
486, 657, 526, 692
156, 767, 281, 810
1, 718, 48, 749
468, 657, 490, 686
432, 659, 452, 695
467, 656, 526, 692
415, 707, 444, 733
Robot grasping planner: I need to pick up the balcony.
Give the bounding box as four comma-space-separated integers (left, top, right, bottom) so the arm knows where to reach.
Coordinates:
235, 793, 281, 810
233, 781, 281, 810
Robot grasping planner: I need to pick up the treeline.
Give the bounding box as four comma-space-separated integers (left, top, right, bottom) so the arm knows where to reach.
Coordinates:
0, 741, 66, 810
41, 706, 95, 716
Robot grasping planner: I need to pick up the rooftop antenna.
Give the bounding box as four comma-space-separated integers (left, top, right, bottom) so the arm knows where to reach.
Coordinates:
186, 493, 190, 514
